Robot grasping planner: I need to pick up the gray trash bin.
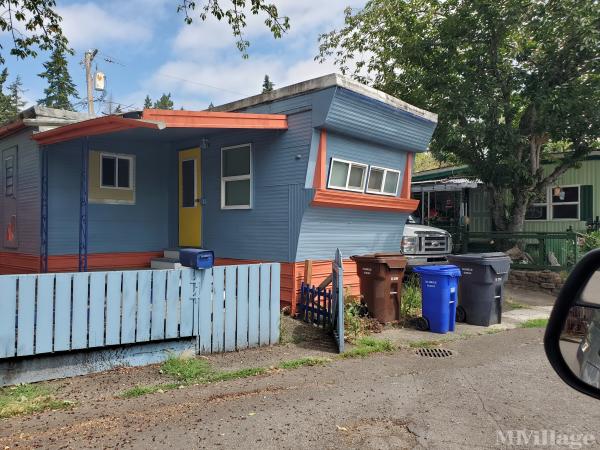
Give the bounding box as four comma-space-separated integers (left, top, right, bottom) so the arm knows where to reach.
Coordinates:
446, 252, 511, 326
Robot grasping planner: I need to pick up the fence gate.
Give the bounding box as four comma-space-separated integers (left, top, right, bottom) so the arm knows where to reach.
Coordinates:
331, 249, 344, 352
296, 249, 344, 353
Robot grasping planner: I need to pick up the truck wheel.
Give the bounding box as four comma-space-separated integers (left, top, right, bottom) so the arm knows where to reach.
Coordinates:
456, 305, 466, 323
416, 317, 429, 331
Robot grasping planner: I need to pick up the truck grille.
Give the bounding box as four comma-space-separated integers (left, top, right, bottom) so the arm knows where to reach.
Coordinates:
420, 234, 448, 254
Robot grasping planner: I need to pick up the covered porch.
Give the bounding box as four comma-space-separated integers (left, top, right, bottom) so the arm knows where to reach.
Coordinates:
32, 109, 288, 273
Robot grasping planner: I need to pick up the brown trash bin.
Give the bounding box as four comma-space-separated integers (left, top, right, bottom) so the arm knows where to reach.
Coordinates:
351, 253, 408, 323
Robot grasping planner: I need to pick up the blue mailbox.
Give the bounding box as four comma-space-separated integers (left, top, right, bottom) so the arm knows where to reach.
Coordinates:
179, 248, 214, 269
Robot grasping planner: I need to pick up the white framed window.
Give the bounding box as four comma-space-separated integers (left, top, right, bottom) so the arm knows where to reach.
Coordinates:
327, 158, 368, 192
366, 165, 401, 196
525, 185, 580, 221
100, 153, 134, 190
221, 144, 252, 209
551, 185, 579, 220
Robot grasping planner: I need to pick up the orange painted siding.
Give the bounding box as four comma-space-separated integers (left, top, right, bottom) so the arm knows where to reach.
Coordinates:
400, 152, 414, 199
0, 252, 40, 274
46, 252, 163, 272
283, 259, 361, 315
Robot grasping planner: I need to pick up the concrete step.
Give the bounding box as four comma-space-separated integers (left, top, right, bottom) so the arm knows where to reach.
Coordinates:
163, 249, 180, 260
151, 257, 182, 270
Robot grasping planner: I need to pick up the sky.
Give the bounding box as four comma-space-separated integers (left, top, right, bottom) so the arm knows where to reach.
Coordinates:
2, 0, 367, 113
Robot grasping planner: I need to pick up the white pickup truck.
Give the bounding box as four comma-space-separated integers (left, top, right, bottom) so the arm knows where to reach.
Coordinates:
401, 215, 453, 266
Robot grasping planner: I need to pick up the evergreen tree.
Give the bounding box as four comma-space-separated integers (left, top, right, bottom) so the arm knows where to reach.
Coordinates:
143, 95, 152, 109
261, 74, 274, 93
153, 93, 174, 110
37, 47, 78, 110
0, 74, 26, 124
8, 75, 26, 115
0, 69, 13, 124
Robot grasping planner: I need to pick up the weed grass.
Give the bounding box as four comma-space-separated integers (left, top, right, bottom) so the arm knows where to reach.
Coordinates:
0, 384, 74, 419
341, 337, 395, 358
519, 318, 549, 328
277, 357, 331, 369
408, 339, 443, 349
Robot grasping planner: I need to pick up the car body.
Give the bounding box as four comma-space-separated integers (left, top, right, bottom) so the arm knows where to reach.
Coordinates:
401, 215, 452, 266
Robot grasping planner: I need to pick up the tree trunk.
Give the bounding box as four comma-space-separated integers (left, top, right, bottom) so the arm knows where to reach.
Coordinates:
507, 195, 528, 232
487, 186, 508, 231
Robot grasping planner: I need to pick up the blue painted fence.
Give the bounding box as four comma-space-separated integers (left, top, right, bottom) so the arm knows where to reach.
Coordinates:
0, 264, 280, 359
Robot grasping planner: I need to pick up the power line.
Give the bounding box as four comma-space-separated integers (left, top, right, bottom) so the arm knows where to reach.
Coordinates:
96, 51, 249, 97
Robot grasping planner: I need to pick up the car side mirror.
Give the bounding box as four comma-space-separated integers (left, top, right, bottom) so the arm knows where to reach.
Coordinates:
544, 249, 600, 400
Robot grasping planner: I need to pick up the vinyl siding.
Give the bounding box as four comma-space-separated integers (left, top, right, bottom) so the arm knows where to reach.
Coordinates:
323, 87, 436, 152
468, 159, 600, 233
0, 129, 40, 255
295, 207, 407, 261
47, 137, 176, 255
199, 111, 313, 261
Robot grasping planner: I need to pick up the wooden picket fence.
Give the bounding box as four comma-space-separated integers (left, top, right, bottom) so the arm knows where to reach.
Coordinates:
0, 264, 280, 359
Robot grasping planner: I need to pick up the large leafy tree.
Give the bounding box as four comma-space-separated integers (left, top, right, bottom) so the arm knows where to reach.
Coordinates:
1, 1, 288, 67
38, 46, 78, 110
177, 1, 289, 57
318, 0, 600, 231
0, 0, 67, 65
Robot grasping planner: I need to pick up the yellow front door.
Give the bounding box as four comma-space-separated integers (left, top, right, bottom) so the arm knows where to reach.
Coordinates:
178, 148, 202, 247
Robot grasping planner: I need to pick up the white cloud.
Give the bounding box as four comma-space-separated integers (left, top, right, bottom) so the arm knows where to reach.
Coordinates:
58, 3, 153, 50
138, 0, 369, 109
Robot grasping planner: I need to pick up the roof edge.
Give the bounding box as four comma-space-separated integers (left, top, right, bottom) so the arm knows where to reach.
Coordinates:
213, 73, 438, 123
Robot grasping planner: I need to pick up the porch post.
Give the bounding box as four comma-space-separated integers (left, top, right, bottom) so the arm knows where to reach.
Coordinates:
40, 145, 48, 273
78, 137, 89, 272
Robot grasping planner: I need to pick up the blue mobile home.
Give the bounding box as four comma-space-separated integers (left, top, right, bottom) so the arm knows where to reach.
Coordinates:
0, 74, 437, 308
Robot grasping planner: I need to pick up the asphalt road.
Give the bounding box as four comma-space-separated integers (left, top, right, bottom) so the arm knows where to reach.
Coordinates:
1, 328, 599, 449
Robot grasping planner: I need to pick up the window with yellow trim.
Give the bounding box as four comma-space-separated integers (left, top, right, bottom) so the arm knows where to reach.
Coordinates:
88, 151, 136, 204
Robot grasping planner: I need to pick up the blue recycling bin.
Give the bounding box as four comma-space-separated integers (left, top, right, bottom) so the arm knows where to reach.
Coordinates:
413, 265, 461, 334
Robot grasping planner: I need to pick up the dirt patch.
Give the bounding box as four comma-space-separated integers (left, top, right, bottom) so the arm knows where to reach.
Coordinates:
338, 418, 419, 449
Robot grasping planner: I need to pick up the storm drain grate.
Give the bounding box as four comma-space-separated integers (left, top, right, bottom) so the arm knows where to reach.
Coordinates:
415, 348, 453, 358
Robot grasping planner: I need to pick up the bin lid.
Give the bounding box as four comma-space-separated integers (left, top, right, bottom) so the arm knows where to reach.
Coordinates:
413, 265, 461, 277
447, 252, 508, 261
351, 253, 408, 269
447, 252, 511, 274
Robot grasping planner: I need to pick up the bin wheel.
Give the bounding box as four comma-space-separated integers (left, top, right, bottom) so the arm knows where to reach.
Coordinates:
456, 306, 466, 323
415, 317, 429, 331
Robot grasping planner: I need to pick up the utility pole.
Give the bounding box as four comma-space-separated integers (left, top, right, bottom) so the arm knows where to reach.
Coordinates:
84, 49, 98, 116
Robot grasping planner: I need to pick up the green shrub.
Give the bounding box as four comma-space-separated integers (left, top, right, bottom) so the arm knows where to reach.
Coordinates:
582, 230, 600, 253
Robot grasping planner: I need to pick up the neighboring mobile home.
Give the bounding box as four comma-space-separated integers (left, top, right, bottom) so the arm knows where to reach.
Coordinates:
0, 74, 437, 307
411, 155, 599, 234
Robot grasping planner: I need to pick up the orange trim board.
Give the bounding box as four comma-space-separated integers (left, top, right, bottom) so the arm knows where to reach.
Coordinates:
32, 116, 163, 145
312, 189, 420, 213
142, 109, 288, 129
